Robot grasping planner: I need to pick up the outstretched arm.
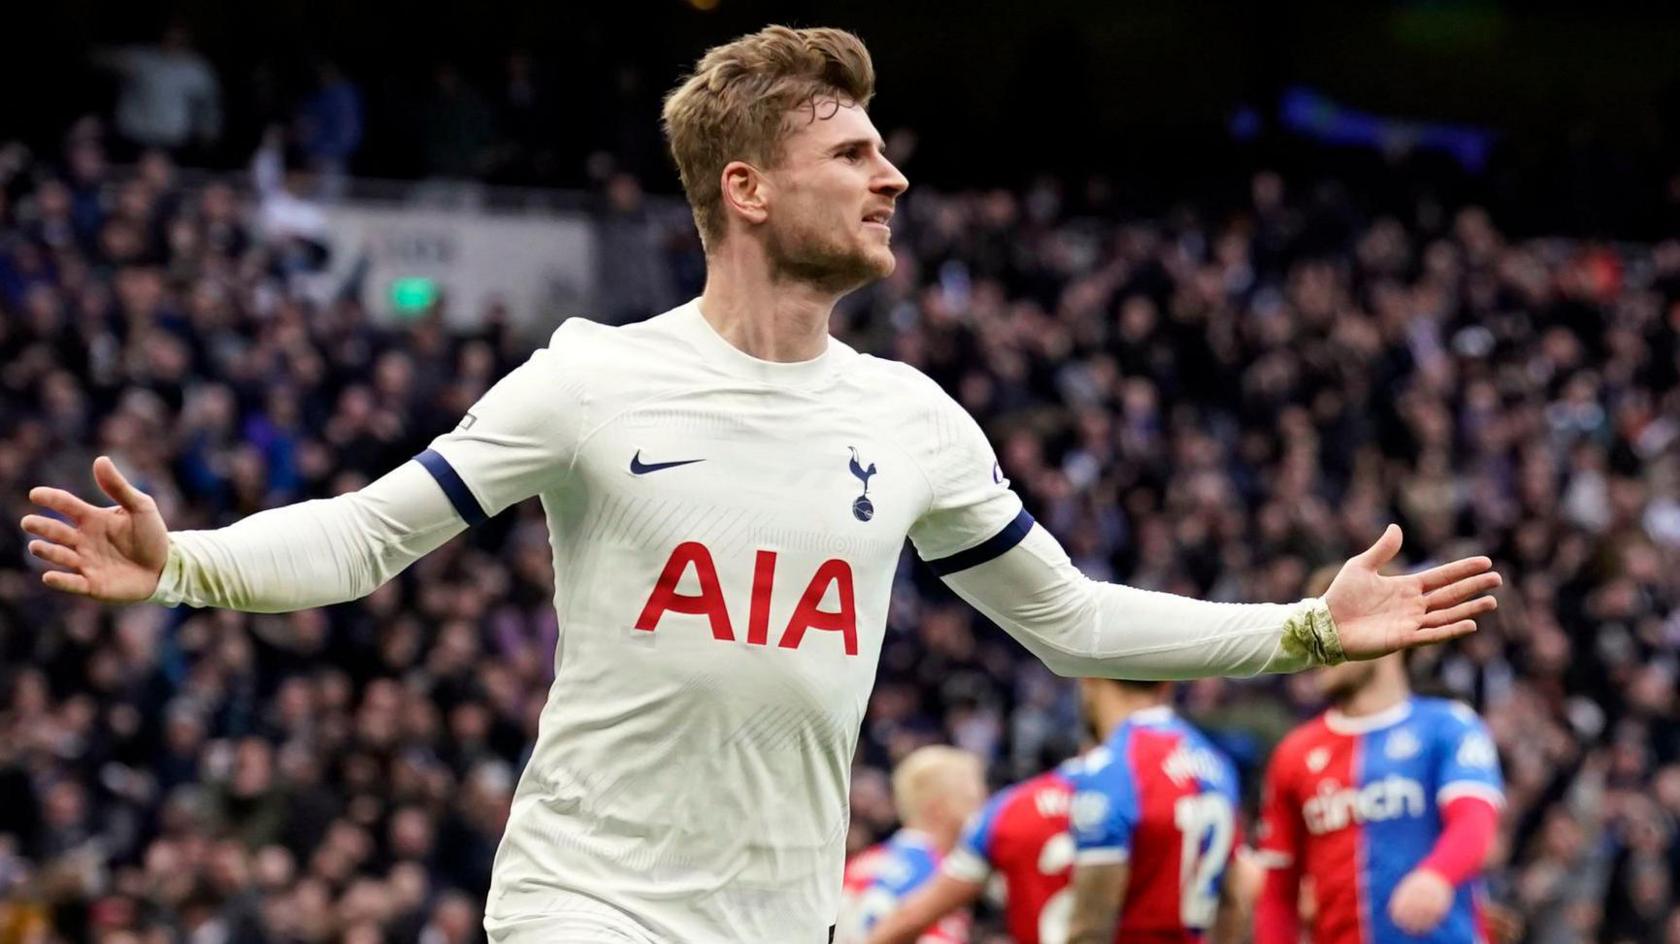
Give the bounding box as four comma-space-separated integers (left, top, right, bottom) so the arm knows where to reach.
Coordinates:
24, 456, 463, 612
906, 382, 1497, 678
153, 460, 460, 610
939, 521, 1498, 678
23, 325, 588, 613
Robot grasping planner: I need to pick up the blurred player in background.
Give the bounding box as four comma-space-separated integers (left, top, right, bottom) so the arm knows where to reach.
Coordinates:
22, 23, 1502, 944
864, 757, 1078, 944
1256, 569, 1504, 944
837, 746, 986, 943
1064, 678, 1249, 944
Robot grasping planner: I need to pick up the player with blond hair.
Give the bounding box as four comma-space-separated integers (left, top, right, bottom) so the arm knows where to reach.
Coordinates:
23, 25, 1500, 943
837, 746, 987, 942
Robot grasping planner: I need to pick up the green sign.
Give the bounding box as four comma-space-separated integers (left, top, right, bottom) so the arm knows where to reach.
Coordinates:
390, 277, 440, 316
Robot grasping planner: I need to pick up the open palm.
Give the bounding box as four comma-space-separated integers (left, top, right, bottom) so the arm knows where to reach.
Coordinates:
1324, 524, 1501, 660
20, 456, 169, 603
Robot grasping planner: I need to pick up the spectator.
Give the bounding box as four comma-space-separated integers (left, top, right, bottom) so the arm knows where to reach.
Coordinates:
593, 172, 676, 324
486, 50, 557, 186
249, 128, 330, 280
416, 64, 495, 180
294, 59, 364, 202
91, 24, 222, 157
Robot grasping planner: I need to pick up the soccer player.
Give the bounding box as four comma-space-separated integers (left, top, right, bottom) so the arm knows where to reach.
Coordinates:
863, 758, 1079, 944
1255, 574, 1504, 944
836, 746, 986, 943
1063, 679, 1247, 944
21, 25, 1502, 944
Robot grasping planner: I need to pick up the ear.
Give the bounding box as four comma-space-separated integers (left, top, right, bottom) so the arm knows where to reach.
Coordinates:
720, 160, 771, 227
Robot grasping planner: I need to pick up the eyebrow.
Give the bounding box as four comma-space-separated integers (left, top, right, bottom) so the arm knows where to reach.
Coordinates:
832, 137, 888, 154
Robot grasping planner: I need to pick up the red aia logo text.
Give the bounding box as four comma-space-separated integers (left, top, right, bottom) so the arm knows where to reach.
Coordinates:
635, 542, 858, 655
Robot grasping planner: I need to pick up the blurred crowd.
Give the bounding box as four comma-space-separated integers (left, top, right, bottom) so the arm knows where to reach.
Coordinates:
0, 123, 1679, 944
56, 20, 646, 195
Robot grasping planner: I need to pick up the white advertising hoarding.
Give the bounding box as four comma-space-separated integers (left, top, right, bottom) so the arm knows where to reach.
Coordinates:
321, 204, 596, 333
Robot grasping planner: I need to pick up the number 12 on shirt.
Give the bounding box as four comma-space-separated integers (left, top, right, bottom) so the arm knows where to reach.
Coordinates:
1173, 793, 1235, 928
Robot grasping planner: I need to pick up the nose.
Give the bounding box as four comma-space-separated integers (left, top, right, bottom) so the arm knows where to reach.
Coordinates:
874, 154, 908, 198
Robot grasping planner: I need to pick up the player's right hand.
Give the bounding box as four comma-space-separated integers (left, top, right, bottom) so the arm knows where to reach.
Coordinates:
20, 456, 169, 603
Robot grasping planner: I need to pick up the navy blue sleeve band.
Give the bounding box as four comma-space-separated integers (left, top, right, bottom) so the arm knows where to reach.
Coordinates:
926, 508, 1036, 576
415, 449, 488, 527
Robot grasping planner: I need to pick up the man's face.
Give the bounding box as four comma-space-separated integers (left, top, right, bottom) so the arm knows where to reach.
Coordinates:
758, 100, 907, 292
1316, 660, 1379, 706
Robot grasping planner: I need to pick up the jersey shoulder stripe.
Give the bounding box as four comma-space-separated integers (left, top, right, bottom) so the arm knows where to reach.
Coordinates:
415, 448, 488, 525
926, 508, 1036, 575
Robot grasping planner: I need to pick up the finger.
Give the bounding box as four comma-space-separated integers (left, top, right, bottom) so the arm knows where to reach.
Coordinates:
28, 540, 82, 571
1414, 555, 1494, 592
1407, 620, 1480, 647
94, 455, 151, 512
1356, 523, 1403, 569
20, 514, 80, 546
1424, 572, 1503, 610
41, 570, 91, 595
28, 486, 98, 522
1422, 595, 1498, 629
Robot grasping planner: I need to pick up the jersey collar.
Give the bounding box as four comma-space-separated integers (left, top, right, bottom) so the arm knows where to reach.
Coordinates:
674, 299, 850, 387
1324, 698, 1414, 735
1129, 705, 1176, 725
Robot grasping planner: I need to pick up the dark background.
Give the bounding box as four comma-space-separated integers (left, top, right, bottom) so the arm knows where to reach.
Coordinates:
6, 1, 1680, 236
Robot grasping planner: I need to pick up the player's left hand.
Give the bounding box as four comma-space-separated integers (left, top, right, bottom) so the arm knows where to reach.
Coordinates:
1388, 867, 1455, 935
1323, 524, 1500, 660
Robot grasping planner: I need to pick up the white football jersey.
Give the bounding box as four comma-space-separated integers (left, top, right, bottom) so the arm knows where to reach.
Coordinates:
421, 301, 1026, 942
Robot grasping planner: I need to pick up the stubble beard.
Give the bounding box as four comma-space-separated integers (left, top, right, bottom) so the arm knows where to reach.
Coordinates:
1322, 662, 1380, 708
766, 217, 892, 295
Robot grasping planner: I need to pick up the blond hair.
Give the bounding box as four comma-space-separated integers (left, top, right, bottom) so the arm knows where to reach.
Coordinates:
661, 25, 876, 250
890, 745, 980, 828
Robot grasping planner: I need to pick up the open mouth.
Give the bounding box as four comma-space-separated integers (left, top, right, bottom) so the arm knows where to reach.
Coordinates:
862, 210, 893, 228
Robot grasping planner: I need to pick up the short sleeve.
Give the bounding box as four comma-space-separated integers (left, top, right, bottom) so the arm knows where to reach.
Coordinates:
1068, 747, 1139, 865
417, 323, 590, 523
1434, 705, 1504, 807
944, 791, 1007, 883
1254, 747, 1301, 870
905, 383, 1029, 574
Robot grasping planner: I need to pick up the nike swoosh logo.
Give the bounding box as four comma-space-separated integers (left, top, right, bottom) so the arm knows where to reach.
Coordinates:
629, 451, 706, 475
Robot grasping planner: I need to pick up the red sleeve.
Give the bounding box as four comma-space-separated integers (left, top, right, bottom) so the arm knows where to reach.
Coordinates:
1417, 796, 1499, 886
1257, 864, 1303, 944
1253, 748, 1303, 944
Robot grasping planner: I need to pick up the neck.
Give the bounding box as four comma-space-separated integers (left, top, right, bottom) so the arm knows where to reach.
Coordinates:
698, 243, 840, 363
1092, 688, 1169, 743
1337, 670, 1409, 718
